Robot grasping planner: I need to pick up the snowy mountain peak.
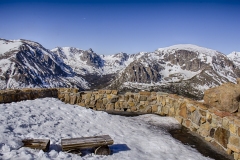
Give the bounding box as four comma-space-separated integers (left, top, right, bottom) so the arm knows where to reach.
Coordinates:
227, 51, 240, 59
0, 39, 23, 55
157, 44, 223, 57
227, 51, 240, 68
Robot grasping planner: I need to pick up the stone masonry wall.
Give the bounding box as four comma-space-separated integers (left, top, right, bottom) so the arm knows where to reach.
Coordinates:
1, 87, 240, 159
59, 88, 240, 160
0, 88, 58, 103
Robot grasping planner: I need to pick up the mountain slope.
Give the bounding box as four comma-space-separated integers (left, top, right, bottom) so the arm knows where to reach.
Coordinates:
0, 39, 89, 89
108, 44, 239, 99
1, 39, 239, 99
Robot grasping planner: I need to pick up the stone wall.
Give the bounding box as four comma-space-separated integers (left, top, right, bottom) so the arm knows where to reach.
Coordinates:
1, 87, 240, 159
59, 88, 240, 160
0, 88, 58, 103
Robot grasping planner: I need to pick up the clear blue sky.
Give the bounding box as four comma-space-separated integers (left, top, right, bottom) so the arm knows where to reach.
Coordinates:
0, 0, 239, 55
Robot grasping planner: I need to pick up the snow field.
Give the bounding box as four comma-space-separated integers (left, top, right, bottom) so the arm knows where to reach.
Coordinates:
0, 98, 212, 160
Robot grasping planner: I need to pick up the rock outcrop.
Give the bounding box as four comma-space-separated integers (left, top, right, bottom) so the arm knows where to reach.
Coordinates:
204, 79, 240, 113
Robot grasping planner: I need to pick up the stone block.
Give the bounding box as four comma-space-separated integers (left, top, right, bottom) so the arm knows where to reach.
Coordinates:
106, 90, 112, 94
200, 117, 206, 124
163, 106, 169, 115
147, 107, 152, 113
179, 102, 187, 118
234, 117, 240, 127
106, 103, 114, 110
223, 117, 229, 129
198, 122, 211, 137
188, 106, 196, 112
110, 96, 119, 103
152, 105, 158, 113
139, 95, 147, 101
111, 90, 118, 95
85, 98, 90, 105
98, 90, 105, 94
230, 123, 238, 135
234, 152, 240, 160
127, 102, 135, 108
140, 91, 151, 96
191, 110, 201, 126
214, 127, 230, 148
206, 112, 212, 123
78, 102, 85, 107
107, 94, 112, 100
64, 93, 70, 103
70, 94, 77, 105
205, 137, 212, 142
199, 110, 206, 116
103, 98, 108, 105
169, 107, 175, 117
229, 135, 240, 147
185, 120, 191, 128
228, 144, 240, 153
134, 94, 140, 102
175, 116, 183, 124
130, 106, 137, 112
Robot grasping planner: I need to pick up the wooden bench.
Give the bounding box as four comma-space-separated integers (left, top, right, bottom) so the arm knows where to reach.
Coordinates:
22, 139, 50, 152
61, 135, 114, 155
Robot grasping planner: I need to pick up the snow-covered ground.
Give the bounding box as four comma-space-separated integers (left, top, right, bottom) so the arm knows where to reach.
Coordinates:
0, 98, 212, 160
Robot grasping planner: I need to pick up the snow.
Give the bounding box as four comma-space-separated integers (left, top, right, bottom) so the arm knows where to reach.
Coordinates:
227, 51, 240, 67
0, 98, 212, 160
0, 39, 22, 55
160, 63, 201, 82
157, 44, 222, 57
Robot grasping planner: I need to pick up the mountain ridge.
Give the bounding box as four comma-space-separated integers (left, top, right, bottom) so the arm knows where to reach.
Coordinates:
1, 38, 239, 99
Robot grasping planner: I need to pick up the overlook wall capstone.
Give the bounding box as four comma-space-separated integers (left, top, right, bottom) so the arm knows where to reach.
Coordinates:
1, 84, 240, 159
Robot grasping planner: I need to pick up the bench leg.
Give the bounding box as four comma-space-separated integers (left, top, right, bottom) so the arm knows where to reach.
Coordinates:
94, 145, 110, 155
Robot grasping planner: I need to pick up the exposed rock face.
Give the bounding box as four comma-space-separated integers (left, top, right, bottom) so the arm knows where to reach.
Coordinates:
109, 45, 239, 99
214, 127, 230, 148
204, 80, 240, 113
1, 39, 240, 99
0, 39, 88, 89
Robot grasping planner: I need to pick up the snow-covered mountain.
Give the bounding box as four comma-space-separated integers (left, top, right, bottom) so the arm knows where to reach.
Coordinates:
0, 39, 89, 89
1, 38, 239, 99
108, 44, 239, 99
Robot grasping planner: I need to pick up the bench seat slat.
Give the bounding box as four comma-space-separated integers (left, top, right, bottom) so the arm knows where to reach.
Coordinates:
61, 135, 113, 151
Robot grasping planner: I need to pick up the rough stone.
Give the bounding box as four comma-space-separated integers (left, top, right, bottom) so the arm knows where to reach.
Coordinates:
111, 90, 118, 95
185, 120, 191, 127
130, 106, 137, 112
151, 105, 158, 113
139, 96, 147, 101
229, 135, 240, 147
230, 123, 238, 135
179, 102, 187, 118
206, 112, 212, 123
175, 116, 183, 124
139, 91, 151, 96
98, 90, 106, 94
127, 102, 135, 108
70, 94, 77, 105
106, 103, 114, 110
188, 106, 196, 112
105, 90, 112, 94
191, 110, 201, 126
214, 127, 230, 148
169, 107, 175, 116
228, 144, 240, 153
204, 82, 240, 113
110, 96, 119, 103
222, 117, 229, 129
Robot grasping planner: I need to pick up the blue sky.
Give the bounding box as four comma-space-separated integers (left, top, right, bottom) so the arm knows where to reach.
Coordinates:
0, 0, 239, 55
